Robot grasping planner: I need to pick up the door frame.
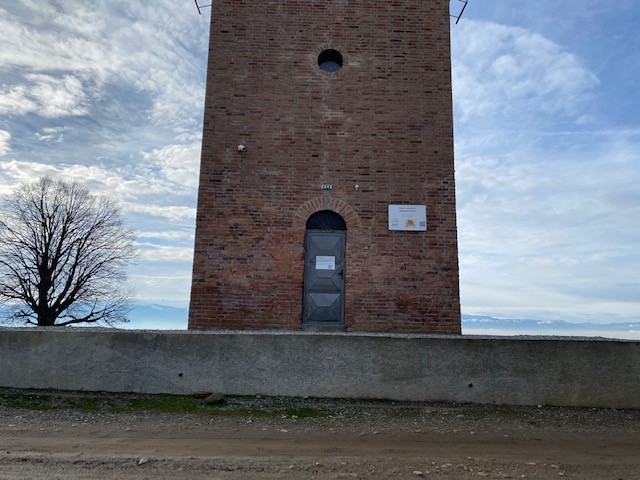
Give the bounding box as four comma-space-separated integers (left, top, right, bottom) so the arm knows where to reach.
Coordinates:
302, 229, 346, 327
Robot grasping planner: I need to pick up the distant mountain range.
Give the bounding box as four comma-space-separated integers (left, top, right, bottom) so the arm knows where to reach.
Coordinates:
125, 306, 640, 339
462, 314, 640, 332
2, 304, 639, 339
461, 314, 640, 340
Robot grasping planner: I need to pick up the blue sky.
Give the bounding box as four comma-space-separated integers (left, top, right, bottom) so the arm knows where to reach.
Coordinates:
0, 1, 638, 326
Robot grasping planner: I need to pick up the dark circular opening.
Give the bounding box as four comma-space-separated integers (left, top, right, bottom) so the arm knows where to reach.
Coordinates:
318, 49, 343, 73
306, 210, 347, 231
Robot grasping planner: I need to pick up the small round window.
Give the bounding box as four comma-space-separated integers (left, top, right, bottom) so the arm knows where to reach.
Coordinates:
318, 49, 343, 73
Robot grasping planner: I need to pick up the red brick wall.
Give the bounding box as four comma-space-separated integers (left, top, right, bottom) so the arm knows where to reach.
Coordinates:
189, 0, 461, 333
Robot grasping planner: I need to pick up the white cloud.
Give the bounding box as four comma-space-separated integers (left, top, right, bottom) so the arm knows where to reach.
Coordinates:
33, 126, 71, 143
0, 159, 192, 205
143, 143, 201, 188
136, 243, 194, 262
36, 132, 64, 143
457, 135, 640, 322
0, 2, 206, 311
0, 130, 10, 156
0, 160, 59, 194
123, 202, 196, 221
0, 74, 88, 117
0, 161, 104, 194
129, 273, 192, 305
0, 162, 198, 255
0, 85, 37, 115
453, 20, 639, 323
452, 20, 599, 123
28, 74, 88, 117
0, 2, 208, 127
137, 230, 195, 242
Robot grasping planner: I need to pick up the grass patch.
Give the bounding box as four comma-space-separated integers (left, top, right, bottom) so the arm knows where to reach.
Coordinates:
106, 396, 204, 414
0, 389, 330, 418
2, 393, 56, 411
1, 393, 105, 412
282, 407, 328, 418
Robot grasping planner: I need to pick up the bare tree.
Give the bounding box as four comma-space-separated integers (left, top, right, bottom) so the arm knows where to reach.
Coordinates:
0, 177, 137, 326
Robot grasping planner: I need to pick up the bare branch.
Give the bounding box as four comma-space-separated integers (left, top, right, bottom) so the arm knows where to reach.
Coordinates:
0, 177, 138, 327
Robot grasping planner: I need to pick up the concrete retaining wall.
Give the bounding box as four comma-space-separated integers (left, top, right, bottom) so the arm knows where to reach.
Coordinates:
1, 328, 639, 408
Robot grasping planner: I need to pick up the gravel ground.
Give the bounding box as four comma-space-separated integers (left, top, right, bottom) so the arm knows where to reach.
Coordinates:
1, 391, 639, 479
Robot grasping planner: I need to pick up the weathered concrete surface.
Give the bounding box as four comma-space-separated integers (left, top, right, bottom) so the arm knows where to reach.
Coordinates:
1, 328, 638, 408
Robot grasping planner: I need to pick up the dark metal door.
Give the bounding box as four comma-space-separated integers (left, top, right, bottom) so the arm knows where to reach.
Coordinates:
303, 230, 346, 324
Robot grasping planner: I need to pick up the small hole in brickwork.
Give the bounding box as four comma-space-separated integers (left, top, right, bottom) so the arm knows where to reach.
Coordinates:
318, 49, 343, 72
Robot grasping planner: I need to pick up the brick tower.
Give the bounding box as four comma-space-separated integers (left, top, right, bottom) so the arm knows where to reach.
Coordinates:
189, 0, 461, 333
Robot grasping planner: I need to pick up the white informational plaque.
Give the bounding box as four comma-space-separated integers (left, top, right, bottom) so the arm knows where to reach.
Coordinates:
316, 256, 336, 270
388, 205, 427, 231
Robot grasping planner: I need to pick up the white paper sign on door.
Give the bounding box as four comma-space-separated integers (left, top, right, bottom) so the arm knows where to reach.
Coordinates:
316, 256, 336, 270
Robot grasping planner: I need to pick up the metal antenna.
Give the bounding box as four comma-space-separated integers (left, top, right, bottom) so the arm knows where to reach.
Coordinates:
450, 0, 469, 24
194, 0, 212, 15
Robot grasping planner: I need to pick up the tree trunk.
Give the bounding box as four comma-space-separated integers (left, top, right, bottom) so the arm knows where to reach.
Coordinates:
37, 311, 57, 326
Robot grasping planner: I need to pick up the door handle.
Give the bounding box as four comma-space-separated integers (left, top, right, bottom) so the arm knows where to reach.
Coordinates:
336, 270, 344, 278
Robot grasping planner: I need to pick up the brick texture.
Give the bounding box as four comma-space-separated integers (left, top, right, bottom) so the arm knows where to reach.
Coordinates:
189, 0, 461, 333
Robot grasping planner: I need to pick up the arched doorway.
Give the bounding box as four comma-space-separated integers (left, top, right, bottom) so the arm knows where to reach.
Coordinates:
303, 210, 346, 326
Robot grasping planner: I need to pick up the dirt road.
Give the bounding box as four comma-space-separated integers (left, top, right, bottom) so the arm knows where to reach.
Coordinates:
1, 391, 639, 479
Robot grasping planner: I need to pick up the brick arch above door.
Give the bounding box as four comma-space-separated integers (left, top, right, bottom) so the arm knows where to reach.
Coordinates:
294, 197, 361, 231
